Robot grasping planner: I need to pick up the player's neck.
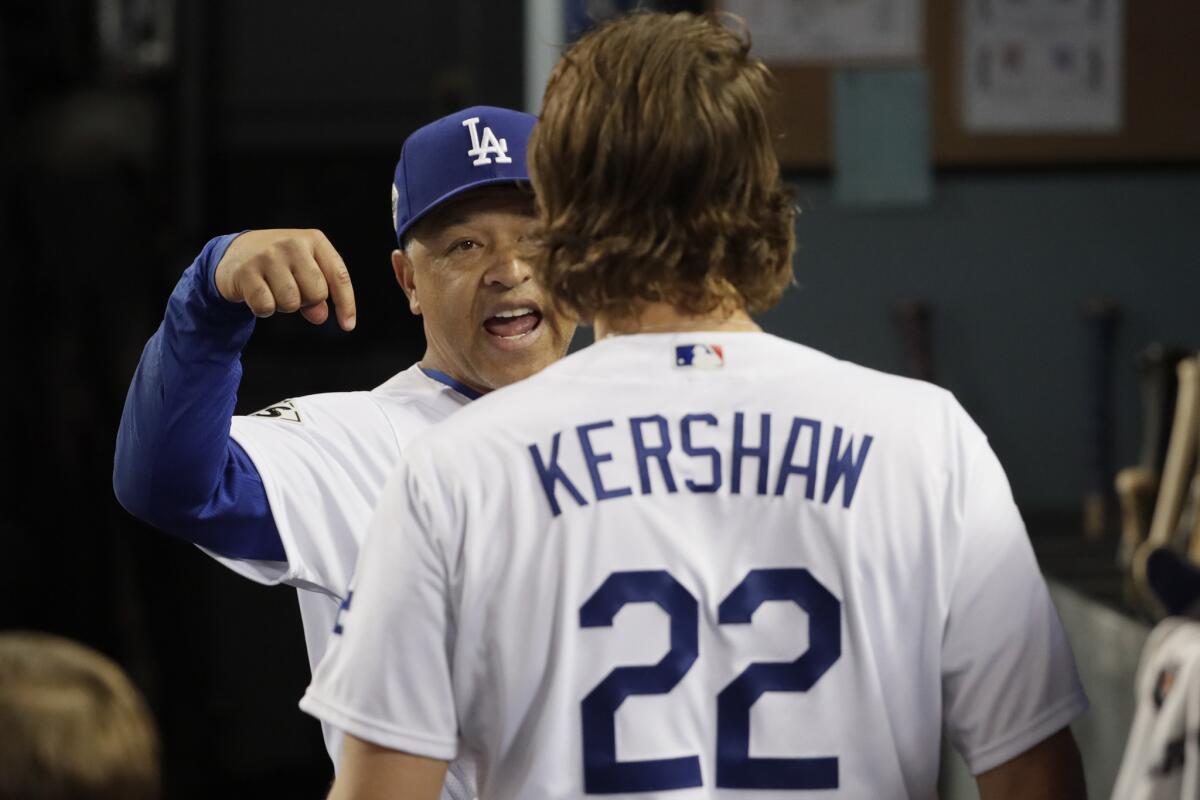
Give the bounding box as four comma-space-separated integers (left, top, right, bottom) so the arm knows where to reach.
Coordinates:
418, 350, 490, 397
593, 302, 760, 340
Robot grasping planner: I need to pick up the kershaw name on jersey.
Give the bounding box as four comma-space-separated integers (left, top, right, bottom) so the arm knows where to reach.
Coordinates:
302, 331, 1088, 800
530, 412, 873, 516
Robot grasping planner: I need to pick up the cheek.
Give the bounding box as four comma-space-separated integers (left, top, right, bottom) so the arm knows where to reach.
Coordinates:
557, 322, 578, 348
422, 274, 479, 334
548, 316, 575, 341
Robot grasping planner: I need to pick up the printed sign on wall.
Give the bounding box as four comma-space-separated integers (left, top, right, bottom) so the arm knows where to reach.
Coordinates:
963, 0, 1123, 132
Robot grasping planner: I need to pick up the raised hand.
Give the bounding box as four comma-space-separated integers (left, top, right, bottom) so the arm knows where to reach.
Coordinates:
214, 229, 357, 331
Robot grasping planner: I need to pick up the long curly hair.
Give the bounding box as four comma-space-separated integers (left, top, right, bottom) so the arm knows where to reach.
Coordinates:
529, 11, 795, 322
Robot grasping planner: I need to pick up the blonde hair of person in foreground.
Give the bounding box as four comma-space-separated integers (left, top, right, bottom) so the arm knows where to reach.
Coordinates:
0, 632, 160, 800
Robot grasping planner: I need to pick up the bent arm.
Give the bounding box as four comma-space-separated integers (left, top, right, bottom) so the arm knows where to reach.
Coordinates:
113, 233, 285, 560
976, 727, 1086, 800
327, 735, 448, 800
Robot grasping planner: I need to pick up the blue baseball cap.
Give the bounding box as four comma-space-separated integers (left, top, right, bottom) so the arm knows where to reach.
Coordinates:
392, 105, 536, 245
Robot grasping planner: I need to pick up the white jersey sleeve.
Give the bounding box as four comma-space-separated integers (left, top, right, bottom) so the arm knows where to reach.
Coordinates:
941, 431, 1089, 774
299, 452, 459, 759
205, 391, 400, 596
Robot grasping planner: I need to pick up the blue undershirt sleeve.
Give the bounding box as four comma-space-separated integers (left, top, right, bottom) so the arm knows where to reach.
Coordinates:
113, 234, 287, 561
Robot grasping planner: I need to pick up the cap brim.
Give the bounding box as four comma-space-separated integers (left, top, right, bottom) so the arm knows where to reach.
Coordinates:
395, 176, 532, 244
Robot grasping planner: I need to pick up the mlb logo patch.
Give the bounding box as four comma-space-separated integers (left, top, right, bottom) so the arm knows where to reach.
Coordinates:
675, 344, 724, 369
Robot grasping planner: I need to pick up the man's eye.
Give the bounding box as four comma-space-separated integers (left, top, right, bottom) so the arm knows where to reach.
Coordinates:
449, 239, 480, 254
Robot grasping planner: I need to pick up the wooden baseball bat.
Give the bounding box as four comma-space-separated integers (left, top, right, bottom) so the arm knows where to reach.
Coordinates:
1115, 466, 1156, 570
1132, 356, 1200, 616
1187, 469, 1200, 566
1138, 344, 1189, 470
1116, 344, 1189, 568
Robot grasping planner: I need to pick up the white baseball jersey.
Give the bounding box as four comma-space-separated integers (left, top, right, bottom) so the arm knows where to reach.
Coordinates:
302, 331, 1088, 799
202, 363, 477, 797
1112, 617, 1200, 800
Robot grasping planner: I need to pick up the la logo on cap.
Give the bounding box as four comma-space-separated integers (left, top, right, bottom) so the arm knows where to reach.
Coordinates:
462, 117, 512, 166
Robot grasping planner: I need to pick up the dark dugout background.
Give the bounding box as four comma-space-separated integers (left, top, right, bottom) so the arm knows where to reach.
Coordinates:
0, 1, 695, 797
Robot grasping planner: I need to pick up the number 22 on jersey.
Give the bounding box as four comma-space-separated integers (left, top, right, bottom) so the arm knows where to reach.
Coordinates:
580, 568, 841, 794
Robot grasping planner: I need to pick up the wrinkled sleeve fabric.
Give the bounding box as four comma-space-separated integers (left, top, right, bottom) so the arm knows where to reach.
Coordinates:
940, 430, 1089, 775
213, 392, 402, 593
113, 233, 286, 562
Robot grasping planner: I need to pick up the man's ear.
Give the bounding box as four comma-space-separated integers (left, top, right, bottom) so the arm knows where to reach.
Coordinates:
392, 249, 421, 316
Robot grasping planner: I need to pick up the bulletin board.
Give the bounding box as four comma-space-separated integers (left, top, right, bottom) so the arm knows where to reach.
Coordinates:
742, 0, 1200, 169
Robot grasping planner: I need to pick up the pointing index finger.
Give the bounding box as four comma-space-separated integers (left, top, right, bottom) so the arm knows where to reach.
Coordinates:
311, 231, 357, 331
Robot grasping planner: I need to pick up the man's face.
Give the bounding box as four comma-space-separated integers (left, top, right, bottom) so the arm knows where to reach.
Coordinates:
393, 186, 575, 394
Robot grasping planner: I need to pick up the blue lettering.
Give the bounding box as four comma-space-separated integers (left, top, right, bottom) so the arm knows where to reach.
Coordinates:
529, 432, 589, 516
630, 415, 678, 495
732, 413, 771, 496
578, 421, 633, 501
822, 427, 874, 508
774, 417, 822, 499
681, 414, 722, 493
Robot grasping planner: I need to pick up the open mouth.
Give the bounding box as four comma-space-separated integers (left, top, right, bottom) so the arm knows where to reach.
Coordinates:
483, 306, 543, 340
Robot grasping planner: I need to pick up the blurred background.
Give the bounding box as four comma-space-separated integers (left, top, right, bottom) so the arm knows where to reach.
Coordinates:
0, 0, 1196, 797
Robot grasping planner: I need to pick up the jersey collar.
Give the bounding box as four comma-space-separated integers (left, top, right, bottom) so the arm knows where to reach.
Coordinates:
419, 366, 483, 401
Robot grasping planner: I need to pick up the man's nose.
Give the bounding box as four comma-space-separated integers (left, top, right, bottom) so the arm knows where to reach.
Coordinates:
483, 241, 533, 288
